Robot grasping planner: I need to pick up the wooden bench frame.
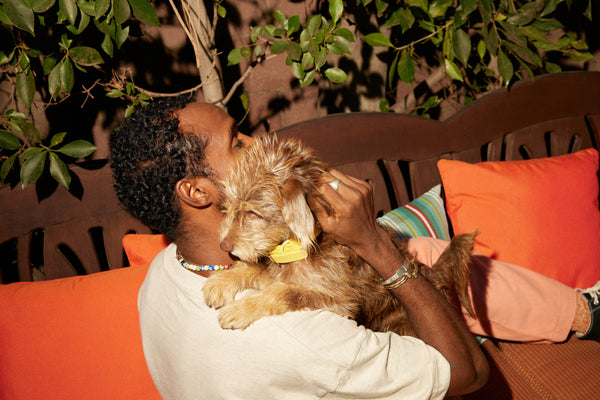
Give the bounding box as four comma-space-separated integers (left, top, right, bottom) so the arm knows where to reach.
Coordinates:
1, 71, 599, 284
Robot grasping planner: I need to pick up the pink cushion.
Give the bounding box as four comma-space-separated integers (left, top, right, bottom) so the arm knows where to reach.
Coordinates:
0, 266, 161, 400
438, 148, 600, 288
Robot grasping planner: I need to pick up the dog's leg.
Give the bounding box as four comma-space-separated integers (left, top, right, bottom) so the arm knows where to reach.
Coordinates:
216, 282, 306, 329
202, 262, 271, 309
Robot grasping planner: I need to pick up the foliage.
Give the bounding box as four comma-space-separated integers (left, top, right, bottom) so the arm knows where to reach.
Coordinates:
0, 0, 594, 188
0, 0, 158, 189
228, 0, 593, 113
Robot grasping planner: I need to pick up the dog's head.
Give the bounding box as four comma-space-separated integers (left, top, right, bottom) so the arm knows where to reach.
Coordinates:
219, 134, 327, 263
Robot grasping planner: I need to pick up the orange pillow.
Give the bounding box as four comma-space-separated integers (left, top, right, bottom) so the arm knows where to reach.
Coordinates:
438, 148, 600, 288
0, 267, 161, 400
123, 233, 171, 268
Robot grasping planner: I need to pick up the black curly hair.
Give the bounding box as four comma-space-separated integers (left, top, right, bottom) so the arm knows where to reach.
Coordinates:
110, 96, 212, 241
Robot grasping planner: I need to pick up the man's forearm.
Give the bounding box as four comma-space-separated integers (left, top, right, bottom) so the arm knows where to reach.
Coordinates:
355, 227, 489, 396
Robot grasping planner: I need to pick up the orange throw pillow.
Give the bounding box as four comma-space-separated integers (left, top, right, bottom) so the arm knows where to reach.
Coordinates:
438, 148, 600, 288
0, 267, 161, 400
123, 233, 171, 268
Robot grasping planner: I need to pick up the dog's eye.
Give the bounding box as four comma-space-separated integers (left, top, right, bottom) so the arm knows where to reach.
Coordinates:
246, 211, 262, 220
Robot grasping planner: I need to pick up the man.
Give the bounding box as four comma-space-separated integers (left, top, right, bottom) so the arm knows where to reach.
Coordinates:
110, 96, 598, 399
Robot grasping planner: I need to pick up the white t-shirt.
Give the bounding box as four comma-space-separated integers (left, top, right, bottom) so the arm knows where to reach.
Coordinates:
138, 244, 450, 400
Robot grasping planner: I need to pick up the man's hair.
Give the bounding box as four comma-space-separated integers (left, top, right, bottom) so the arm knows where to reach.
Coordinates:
110, 96, 211, 240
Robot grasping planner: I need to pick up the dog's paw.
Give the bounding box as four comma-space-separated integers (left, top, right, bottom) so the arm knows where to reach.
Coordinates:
202, 274, 241, 309
217, 303, 258, 330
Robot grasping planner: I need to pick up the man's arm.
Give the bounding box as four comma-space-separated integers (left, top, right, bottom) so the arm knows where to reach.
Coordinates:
310, 169, 489, 396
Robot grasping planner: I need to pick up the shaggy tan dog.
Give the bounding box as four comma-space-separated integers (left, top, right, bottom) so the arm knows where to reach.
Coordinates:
202, 135, 475, 336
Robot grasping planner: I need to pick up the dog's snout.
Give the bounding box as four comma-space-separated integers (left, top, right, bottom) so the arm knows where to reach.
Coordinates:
220, 238, 234, 253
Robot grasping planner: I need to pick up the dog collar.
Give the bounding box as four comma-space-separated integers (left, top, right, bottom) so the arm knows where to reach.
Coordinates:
269, 239, 308, 263
269, 227, 321, 264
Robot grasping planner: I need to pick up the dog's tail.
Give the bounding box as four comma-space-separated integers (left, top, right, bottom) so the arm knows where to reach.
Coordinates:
434, 230, 477, 318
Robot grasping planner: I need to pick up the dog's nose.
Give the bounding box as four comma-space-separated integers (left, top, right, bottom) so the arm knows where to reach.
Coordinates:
220, 239, 234, 253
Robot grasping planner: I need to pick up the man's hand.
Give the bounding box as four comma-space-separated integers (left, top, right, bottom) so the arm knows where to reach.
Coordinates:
309, 169, 390, 261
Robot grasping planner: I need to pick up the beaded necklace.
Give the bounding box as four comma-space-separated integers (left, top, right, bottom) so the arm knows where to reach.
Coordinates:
176, 251, 232, 272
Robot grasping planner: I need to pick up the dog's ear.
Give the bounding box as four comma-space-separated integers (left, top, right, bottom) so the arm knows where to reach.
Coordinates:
281, 179, 316, 250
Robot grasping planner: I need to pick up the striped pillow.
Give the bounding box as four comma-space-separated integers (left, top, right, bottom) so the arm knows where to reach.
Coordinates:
377, 185, 450, 241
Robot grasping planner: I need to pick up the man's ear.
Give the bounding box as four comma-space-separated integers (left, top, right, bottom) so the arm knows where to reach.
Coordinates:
175, 177, 214, 208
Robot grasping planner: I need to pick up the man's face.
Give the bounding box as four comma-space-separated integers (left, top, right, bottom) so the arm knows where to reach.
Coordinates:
176, 102, 253, 180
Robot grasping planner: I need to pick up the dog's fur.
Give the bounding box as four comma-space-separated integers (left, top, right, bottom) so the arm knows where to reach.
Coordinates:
202, 135, 476, 336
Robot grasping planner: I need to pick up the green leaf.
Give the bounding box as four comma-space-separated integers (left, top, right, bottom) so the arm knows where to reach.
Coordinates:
270, 40, 289, 55
307, 15, 322, 36
478, 0, 492, 23
406, 0, 428, 12
101, 34, 114, 56
125, 104, 135, 118
444, 58, 463, 82
397, 50, 415, 85
0, 131, 22, 150
217, 5, 226, 18
240, 93, 249, 110
59, 0, 78, 24
4, 0, 35, 35
31, 0, 56, 12
329, 0, 343, 24
287, 41, 302, 61
1, 152, 17, 182
498, 21, 528, 47
299, 69, 315, 87
227, 48, 242, 66
57, 140, 97, 158
505, 41, 542, 67
331, 36, 352, 55
66, 9, 90, 34
20, 121, 41, 143
70, 46, 104, 66
531, 18, 563, 32
20, 150, 47, 188
287, 15, 300, 36
364, 32, 393, 48
324, 67, 348, 83
49, 152, 71, 189
301, 52, 314, 70
60, 58, 74, 93
544, 61, 561, 73
385, 7, 414, 33
477, 39, 487, 59
115, 24, 129, 49
315, 47, 327, 70
128, 0, 160, 27
95, 0, 110, 17
79, 1, 95, 16
274, 9, 286, 25
483, 23, 499, 56
333, 28, 354, 42
497, 48, 513, 86
16, 70, 36, 110
429, 0, 453, 18
50, 132, 67, 147
453, 28, 471, 66
459, 0, 478, 14
20, 147, 44, 161
540, 0, 560, 17
291, 61, 305, 80
506, 4, 537, 26
114, 0, 131, 24
379, 98, 390, 112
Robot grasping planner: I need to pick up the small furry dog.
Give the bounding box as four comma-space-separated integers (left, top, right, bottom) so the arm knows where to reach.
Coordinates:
202, 135, 476, 336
